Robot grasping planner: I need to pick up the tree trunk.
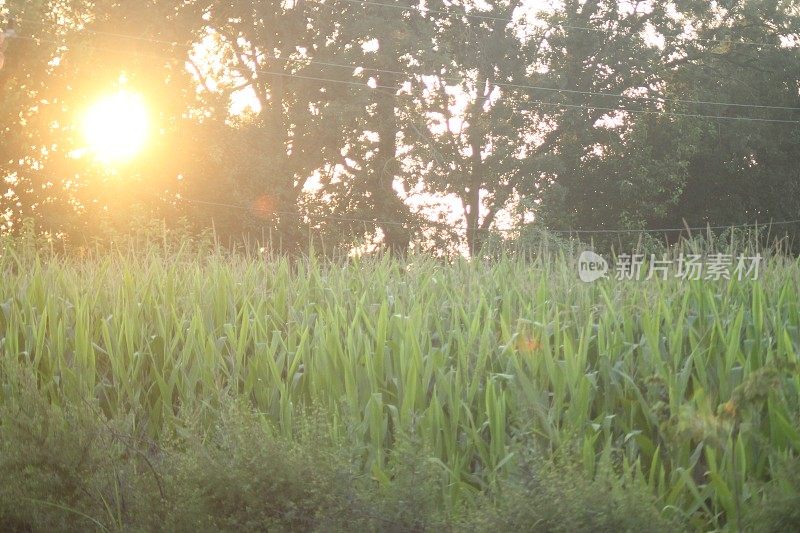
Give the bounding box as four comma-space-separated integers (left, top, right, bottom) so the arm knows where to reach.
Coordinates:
465, 71, 489, 257
371, 84, 411, 256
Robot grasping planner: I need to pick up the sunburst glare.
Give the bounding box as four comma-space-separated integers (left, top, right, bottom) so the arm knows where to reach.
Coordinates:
82, 91, 149, 163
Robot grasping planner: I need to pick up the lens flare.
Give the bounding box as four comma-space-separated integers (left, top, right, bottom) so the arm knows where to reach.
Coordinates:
250, 195, 275, 219
82, 91, 149, 163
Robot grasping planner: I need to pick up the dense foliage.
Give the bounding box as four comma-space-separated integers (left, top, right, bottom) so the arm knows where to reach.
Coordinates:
1, 1, 798, 254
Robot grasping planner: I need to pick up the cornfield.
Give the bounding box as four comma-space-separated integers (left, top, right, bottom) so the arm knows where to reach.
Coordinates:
1, 237, 799, 530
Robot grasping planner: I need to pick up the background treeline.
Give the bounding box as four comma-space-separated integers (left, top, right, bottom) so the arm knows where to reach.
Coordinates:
1, 0, 799, 255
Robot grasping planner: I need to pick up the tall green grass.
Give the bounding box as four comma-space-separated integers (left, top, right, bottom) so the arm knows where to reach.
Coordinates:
1, 235, 798, 530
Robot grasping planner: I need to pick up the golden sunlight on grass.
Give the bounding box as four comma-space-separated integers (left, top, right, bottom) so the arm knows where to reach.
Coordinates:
82, 91, 149, 163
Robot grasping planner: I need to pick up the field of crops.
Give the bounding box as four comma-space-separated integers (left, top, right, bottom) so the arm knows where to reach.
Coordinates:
1, 238, 799, 531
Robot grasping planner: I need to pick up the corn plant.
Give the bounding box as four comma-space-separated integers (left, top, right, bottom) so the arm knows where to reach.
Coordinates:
0, 237, 798, 529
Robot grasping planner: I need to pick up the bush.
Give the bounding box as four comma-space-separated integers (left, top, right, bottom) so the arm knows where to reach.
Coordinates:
0, 392, 699, 532
0, 381, 162, 532
462, 451, 677, 533
0, 389, 446, 532
349, 437, 450, 532
157, 403, 358, 532
746, 457, 800, 533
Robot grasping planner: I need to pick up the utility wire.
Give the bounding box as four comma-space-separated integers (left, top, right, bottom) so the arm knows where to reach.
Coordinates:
173, 194, 800, 235
8, 34, 800, 123
14, 5, 798, 48
324, 0, 799, 48
9, 18, 800, 112
17, 10, 788, 58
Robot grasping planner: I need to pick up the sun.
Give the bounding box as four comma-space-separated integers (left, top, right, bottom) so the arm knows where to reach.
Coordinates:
82, 91, 149, 163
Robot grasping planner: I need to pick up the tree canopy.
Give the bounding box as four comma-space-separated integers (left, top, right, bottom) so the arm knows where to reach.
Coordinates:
1, 0, 798, 254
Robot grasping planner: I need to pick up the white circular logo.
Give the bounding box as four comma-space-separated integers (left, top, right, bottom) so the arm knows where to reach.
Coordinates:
577, 251, 608, 283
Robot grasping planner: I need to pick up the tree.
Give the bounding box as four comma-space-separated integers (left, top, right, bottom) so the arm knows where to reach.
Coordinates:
0, 1, 202, 241
304, 0, 442, 255
170, 0, 358, 251
524, 1, 680, 232
532, 0, 800, 247
663, 0, 800, 245
416, 0, 536, 256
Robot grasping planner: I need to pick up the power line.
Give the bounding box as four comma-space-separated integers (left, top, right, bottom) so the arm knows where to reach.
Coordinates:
17, 7, 797, 50
251, 69, 403, 91
302, 54, 800, 111
15, 18, 186, 47
205, 67, 800, 124
325, 0, 799, 48
6, 34, 192, 64
8, 34, 800, 123
541, 219, 800, 235
172, 193, 800, 236
5, 38, 798, 235
15, 3, 797, 49
9, 19, 800, 114
204, 44, 800, 112
480, 79, 800, 112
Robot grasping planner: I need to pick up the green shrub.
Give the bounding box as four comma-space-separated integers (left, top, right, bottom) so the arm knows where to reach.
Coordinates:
746, 457, 800, 533
0, 378, 162, 532
350, 436, 451, 532
462, 451, 678, 533
157, 406, 453, 532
